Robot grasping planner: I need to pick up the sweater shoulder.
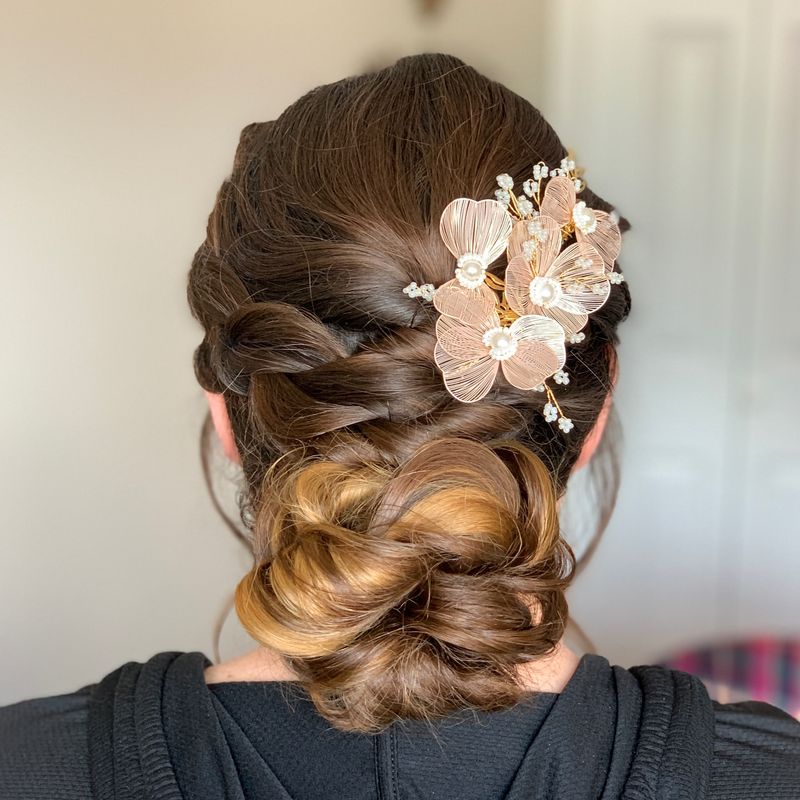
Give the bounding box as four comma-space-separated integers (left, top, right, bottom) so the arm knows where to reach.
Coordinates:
0, 684, 93, 799
709, 698, 800, 798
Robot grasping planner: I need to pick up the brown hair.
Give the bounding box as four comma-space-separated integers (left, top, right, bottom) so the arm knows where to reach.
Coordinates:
187, 53, 631, 732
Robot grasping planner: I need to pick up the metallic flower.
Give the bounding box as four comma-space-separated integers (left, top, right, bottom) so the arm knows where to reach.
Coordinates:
433, 309, 566, 403
504, 215, 609, 336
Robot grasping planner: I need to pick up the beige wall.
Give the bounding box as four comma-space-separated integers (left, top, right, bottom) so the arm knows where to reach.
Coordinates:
0, 0, 550, 703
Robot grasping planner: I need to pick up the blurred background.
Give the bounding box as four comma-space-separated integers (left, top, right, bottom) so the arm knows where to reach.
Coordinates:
2, 0, 798, 711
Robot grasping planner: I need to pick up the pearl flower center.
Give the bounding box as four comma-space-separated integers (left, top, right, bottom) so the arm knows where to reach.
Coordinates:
455, 253, 488, 289
482, 326, 518, 360
572, 201, 598, 235
529, 276, 563, 308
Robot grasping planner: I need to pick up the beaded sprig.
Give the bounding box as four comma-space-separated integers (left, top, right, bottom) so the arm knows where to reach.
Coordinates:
404, 157, 624, 433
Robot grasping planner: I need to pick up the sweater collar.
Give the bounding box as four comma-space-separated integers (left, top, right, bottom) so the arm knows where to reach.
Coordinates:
87, 650, 714, 800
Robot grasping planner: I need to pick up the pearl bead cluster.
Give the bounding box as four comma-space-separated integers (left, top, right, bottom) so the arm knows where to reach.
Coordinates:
494, 173, 514, 206
527, 218, 548, 244
517, 196, 535, 216
572, 201, 598, 235
455, 253, 488, 289
402, 281, 436, 301
493, 159, 585, 216
558, 417, 575, 433
481, 325, 519, 360
529, 275, 563, 308
518, 159, 585, 198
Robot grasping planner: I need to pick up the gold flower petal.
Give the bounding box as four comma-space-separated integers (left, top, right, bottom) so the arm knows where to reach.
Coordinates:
533, 214, 564, 273
503, 255, 536, 317
581, 210, 622, 271
434, 341, 499, 403
435, 313, 495, 359
439, 198, 513, 265
539, 176, 576, 227
432, 278, 497, 325
506, 219, 530, 260
534, 304, 588, 337
548, 242, 608, 315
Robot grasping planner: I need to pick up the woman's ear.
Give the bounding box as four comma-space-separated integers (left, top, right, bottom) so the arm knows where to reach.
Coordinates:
204, 390, 242, 465
573, 354, 619, 472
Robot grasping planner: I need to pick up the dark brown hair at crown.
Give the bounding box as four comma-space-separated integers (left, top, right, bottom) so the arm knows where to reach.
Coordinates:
187, 53, 631, 732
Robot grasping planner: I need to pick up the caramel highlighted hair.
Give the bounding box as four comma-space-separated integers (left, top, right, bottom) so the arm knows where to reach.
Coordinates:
187, 53, 630, 731
234, 438, 572, 730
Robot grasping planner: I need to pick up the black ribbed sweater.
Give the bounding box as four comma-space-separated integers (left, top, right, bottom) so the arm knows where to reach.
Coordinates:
1, 650, 799, 799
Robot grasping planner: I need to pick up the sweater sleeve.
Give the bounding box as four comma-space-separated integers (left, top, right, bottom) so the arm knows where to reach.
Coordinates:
0, 686, 93, 800
708, 699, 800, 799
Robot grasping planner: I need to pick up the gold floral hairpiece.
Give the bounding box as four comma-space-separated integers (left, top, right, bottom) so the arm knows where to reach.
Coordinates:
404, 157, 624, 433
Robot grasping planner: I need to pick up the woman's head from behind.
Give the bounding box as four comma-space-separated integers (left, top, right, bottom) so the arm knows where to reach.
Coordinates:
187, 53, 630, 732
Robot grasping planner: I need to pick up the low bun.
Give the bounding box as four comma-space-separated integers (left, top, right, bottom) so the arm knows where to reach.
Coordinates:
235, 437, 574, 732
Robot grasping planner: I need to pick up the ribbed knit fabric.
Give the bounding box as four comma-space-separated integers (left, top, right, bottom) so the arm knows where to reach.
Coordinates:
1, 650, 799, 799
0, 683, 92, 799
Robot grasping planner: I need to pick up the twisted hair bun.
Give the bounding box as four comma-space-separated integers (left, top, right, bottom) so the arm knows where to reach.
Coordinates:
187, 53, 630, 731
235, 437, 572, 731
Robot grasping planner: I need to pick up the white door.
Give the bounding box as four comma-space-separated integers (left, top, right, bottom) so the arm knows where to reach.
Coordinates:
544, 0, 800, 664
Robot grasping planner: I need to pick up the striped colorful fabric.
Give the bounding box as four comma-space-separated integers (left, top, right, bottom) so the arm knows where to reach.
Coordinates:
659, 636, 800, 719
